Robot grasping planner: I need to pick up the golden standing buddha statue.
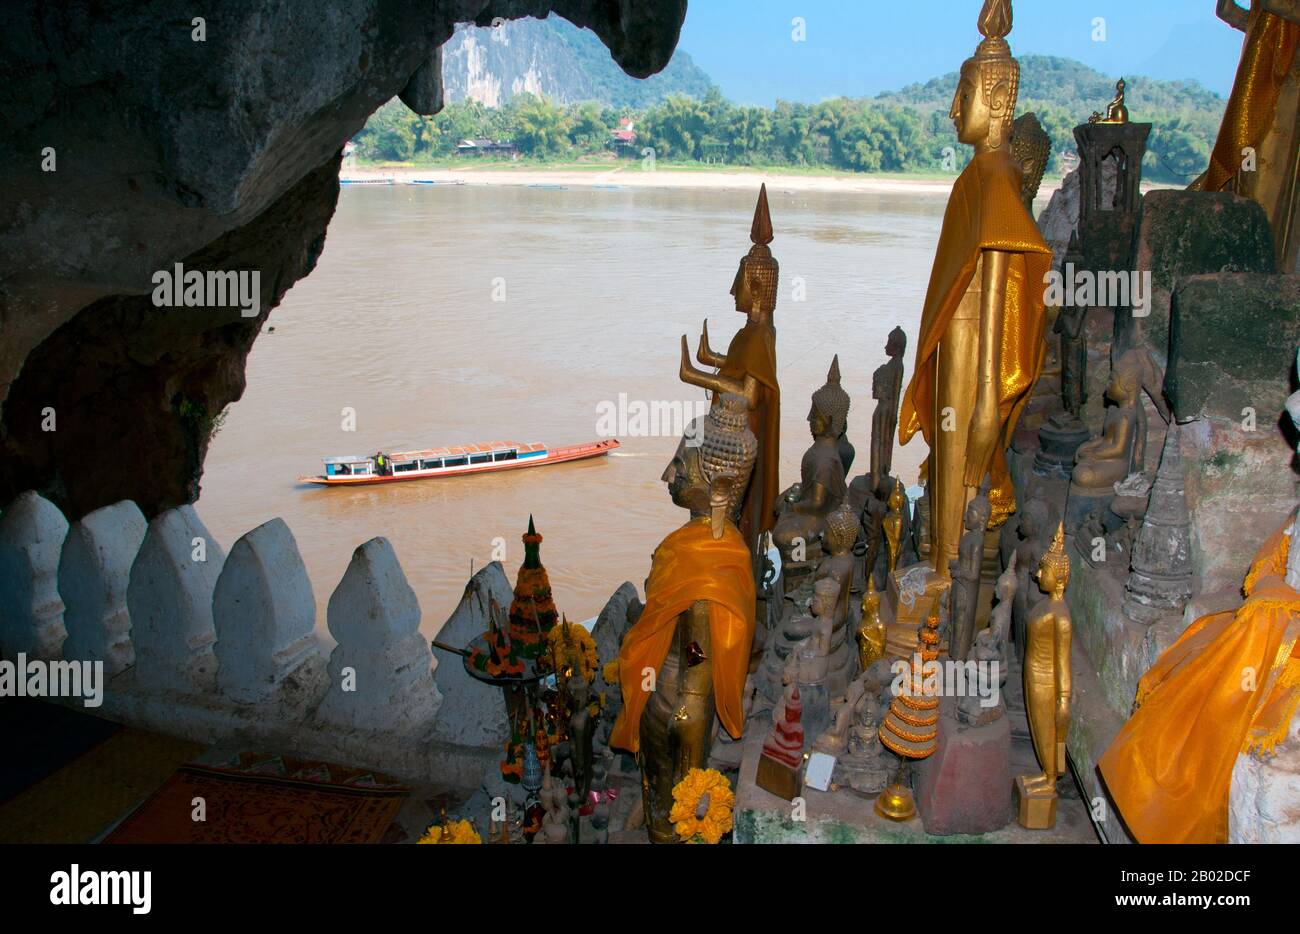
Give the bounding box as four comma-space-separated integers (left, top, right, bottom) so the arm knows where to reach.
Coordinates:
897, 0, 1053, 580
857, 576, 887, 671
1016, 523, 1072, 830
681, 185, 781, 558
883, 479, 906, 574
611, 393, 758, 843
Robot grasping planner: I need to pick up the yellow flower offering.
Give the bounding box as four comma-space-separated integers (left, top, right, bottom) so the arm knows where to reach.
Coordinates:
417, 818, 481, 844
669, 768, 735, 844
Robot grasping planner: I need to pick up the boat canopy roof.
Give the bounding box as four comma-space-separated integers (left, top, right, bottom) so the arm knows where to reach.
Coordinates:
386, 441, 542, 461
323, 455, 373, 465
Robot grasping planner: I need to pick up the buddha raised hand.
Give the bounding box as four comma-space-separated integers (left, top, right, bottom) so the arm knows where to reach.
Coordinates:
680, 185, 781, 556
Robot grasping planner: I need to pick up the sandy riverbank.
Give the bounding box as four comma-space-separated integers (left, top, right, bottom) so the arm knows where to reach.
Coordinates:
341, 162, 1069, 198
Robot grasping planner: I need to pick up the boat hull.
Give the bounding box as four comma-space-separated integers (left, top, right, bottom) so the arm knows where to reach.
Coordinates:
298, 439, 618, 486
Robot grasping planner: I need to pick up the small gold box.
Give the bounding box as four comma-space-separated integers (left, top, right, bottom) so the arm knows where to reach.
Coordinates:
756, 755, 802, 802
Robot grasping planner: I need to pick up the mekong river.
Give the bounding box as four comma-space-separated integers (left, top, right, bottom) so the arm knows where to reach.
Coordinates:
199, 181, 1015, 640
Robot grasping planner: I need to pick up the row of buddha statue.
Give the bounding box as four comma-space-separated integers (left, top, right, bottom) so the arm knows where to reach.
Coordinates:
602, 0, 1084, 842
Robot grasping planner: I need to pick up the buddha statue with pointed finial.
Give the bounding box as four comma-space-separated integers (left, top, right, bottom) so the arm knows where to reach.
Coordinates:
949, 478, 992, 661
1016, 523, 1072, 829
681, 185, 781, 561
774, 356, 850, 562
611, 393, 758, 843
898, 0, 1053, 579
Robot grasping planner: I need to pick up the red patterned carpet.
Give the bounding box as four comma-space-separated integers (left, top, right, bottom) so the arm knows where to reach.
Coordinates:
104, 752, 411, 844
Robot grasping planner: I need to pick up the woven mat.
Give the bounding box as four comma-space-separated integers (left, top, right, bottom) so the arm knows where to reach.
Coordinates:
103, 752, 411, 844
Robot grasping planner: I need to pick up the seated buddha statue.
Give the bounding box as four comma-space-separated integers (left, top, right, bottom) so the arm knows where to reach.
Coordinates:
1100, 509, 1300, 843
1071, 353, 1142, 491
611, 393, 758, 844
816, 504, 858, 622
1089, 78, 1129, 124
773, 356, 850, 561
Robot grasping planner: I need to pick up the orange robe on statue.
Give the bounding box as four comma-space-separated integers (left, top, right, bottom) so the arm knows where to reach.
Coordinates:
898, 148, 1053, 515
1099, 517, 1300, 843
717, 321, 779, 543
1194, 7, 1300, 196
611, 516, 756, 753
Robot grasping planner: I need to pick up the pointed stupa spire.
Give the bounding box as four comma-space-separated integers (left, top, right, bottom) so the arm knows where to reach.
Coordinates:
527, 514, 536, 536
1125, 423, 1191, 624
750, 183, 773, 246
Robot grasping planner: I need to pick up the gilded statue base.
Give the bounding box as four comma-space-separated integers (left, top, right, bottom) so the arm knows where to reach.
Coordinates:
885, 563, 949, 658
755, 754, 802, 802
1014, 775, 1058, 830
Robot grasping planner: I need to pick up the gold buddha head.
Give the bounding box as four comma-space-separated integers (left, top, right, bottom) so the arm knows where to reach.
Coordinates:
810, 355, 850, 439
663, 393, 757, 528
888, 479, 906, 513
1036, 522, 1069, 598
731, 184, 778, 315
824, 503, 859, 556
951, 0, 1019, 151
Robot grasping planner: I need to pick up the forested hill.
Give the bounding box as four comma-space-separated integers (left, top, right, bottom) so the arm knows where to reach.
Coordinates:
359, 32, 1227, 184
441, 17, 715, 109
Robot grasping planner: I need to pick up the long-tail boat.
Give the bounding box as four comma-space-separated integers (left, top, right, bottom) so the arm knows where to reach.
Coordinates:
298, 439, 618, 486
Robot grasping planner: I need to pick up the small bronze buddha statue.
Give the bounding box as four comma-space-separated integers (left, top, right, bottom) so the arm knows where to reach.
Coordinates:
1089, 78, 1129, 125
773, 356, 851, 562
949, 480, 992, 661
1071, 355, 1142, 491
870, 328, 907, 496
1017, 524, 1072, 829
611, 393, 758, 843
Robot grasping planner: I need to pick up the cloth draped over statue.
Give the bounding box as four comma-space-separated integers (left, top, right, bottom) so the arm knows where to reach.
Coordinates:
718, 321, 779, 540
898, 148, 1053, 513
1194, 6, 1300, 195
611, 517, 756, 753
1099, 517, 1300, 843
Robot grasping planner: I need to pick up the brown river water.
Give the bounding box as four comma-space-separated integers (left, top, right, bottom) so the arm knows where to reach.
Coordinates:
199, 181, 993, 640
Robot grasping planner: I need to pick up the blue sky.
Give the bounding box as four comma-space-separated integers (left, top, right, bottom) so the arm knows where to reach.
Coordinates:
677, 0, 1247, 104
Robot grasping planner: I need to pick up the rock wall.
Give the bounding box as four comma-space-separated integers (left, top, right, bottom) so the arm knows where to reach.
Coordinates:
0, 0, 687, 519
